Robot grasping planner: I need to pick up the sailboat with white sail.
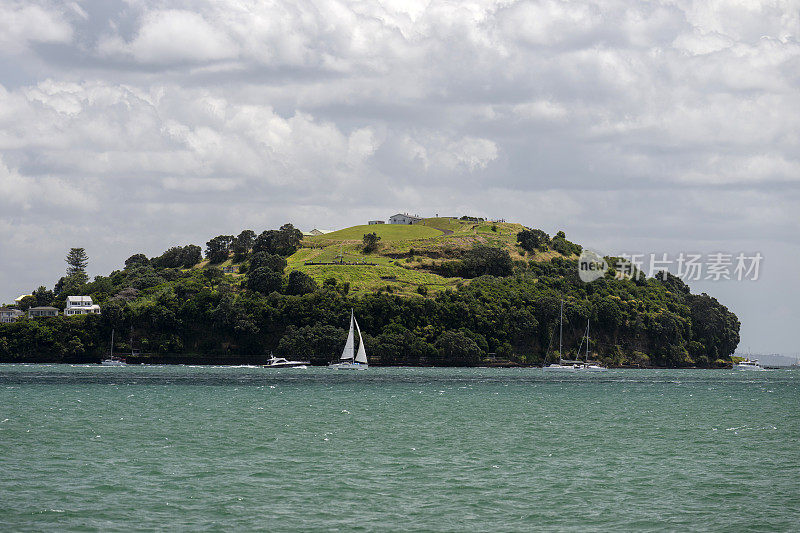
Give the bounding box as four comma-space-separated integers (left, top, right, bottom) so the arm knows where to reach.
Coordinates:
329, 310, 369, 369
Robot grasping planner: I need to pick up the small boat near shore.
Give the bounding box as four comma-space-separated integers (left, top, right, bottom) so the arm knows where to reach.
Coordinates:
734, 359, 766, 371
264, 355, 309, 368
101, 329, 127, 365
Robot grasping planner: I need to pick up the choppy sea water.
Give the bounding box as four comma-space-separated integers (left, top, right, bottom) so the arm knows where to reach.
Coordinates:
1, 365, 798, 531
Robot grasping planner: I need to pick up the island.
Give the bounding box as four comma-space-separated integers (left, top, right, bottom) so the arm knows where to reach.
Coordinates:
0, 216, 739, 367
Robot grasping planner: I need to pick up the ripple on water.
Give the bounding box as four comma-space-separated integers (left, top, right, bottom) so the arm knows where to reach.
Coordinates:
0, 365, 798, 531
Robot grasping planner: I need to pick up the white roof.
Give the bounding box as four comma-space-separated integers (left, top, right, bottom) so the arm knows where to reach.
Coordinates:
390, 213, 421, 220
67, 296, 93, 303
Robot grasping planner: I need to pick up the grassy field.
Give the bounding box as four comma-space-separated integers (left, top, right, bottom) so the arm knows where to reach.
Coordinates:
285, 261, 461, 296
306, 223, 442, 243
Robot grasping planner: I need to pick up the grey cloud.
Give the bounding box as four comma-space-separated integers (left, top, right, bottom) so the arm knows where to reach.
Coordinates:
0, 0, 798, 352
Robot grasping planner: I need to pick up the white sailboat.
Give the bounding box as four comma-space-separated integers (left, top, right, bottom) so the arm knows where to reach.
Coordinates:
101, 328, 127, 366
579, 320, 607, 372
543, 299, 579, 372
329, 310, 369, 369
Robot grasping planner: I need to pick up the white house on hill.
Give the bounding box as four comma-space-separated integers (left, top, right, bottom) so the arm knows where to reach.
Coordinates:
0, 307, 23, 323
389, 213, 422, 225
65, 296, 100, 316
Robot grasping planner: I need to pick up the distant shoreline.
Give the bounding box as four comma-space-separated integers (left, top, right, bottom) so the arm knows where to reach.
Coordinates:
0, 355, 770, 369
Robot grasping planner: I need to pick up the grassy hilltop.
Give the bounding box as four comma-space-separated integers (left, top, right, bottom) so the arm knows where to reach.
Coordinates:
287, 218, 558, 296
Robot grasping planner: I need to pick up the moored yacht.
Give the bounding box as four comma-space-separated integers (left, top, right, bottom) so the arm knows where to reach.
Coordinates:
264, 355, 309, 368
734, 359, 765, 371
544, 299, 578, 372
101, 329, 127, 365
576, 320, 607, 372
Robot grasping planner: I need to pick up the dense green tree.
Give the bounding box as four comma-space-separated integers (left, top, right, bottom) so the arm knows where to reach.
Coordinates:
232, 230, 256, 262
277, 324, 348, 361
550, 231, 582, 256
151, 245, 201, 269
249, 252, 287, 273
32, 286, 54, 307
362, 232, 381, 253
125, 254, 149, 269
286, 271, 317, 295
17, 295, 37, 311
205, 236, 234, 264
434, 330, 482, 365
252, 224, 303, 257
517, 229, 550, 253
246, 268, 282, 295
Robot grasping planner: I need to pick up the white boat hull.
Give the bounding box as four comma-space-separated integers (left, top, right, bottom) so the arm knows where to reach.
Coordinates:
101, 359, 126, 366
329, 362, 368, 370
582, 365, 607, 372
543, 364, 577, 372
264, 356, 310, 368
734, 364, 765, 371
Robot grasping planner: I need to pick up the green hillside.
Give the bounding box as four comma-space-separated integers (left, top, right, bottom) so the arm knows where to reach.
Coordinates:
307, 223, 442, 242
289, 218, 533, 296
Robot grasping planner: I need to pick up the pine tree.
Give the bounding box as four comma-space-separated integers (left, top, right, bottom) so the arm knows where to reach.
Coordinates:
65, 247, 89, 284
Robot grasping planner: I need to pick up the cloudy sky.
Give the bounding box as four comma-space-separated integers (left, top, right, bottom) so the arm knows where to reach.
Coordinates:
1, 0, 798, 354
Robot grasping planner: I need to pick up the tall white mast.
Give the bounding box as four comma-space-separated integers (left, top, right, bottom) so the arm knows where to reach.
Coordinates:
559, 299, 563, 359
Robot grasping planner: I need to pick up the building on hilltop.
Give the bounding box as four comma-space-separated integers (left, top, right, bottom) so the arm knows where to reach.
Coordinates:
389, 213, 422, 225
368, 220, 385, 225
0, 307, 23, 323
64, 296, 100, 316
28, 306, 59, 318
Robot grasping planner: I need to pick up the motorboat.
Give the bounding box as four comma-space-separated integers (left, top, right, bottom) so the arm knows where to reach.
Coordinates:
734, 359, 765, 371
264, 356, 309, 368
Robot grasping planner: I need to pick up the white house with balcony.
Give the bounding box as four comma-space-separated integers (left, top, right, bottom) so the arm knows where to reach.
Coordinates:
65, 296, 101, 316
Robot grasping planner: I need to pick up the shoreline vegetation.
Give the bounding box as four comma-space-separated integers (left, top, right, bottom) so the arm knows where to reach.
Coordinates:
0, 218, 740, 368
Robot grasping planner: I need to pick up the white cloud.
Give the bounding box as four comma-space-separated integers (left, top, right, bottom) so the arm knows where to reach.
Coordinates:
99, 9, 238, 64
0, 2, 73, 54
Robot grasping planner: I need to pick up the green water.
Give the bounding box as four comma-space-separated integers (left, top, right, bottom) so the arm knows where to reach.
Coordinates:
1, 365, 798, 531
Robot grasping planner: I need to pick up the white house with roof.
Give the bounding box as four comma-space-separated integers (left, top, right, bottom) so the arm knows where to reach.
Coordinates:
0, 307, 23, 323
28, 306, 59, 318
389, 213, 422, 225
64, 296, 101, 316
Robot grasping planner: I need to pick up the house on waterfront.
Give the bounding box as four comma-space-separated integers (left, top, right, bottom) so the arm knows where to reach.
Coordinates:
28, 306, 59, 318
368, 220, 385, 225
64, 296, 100, 316
389, 213, 422, 225
0, 307, 24, 323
